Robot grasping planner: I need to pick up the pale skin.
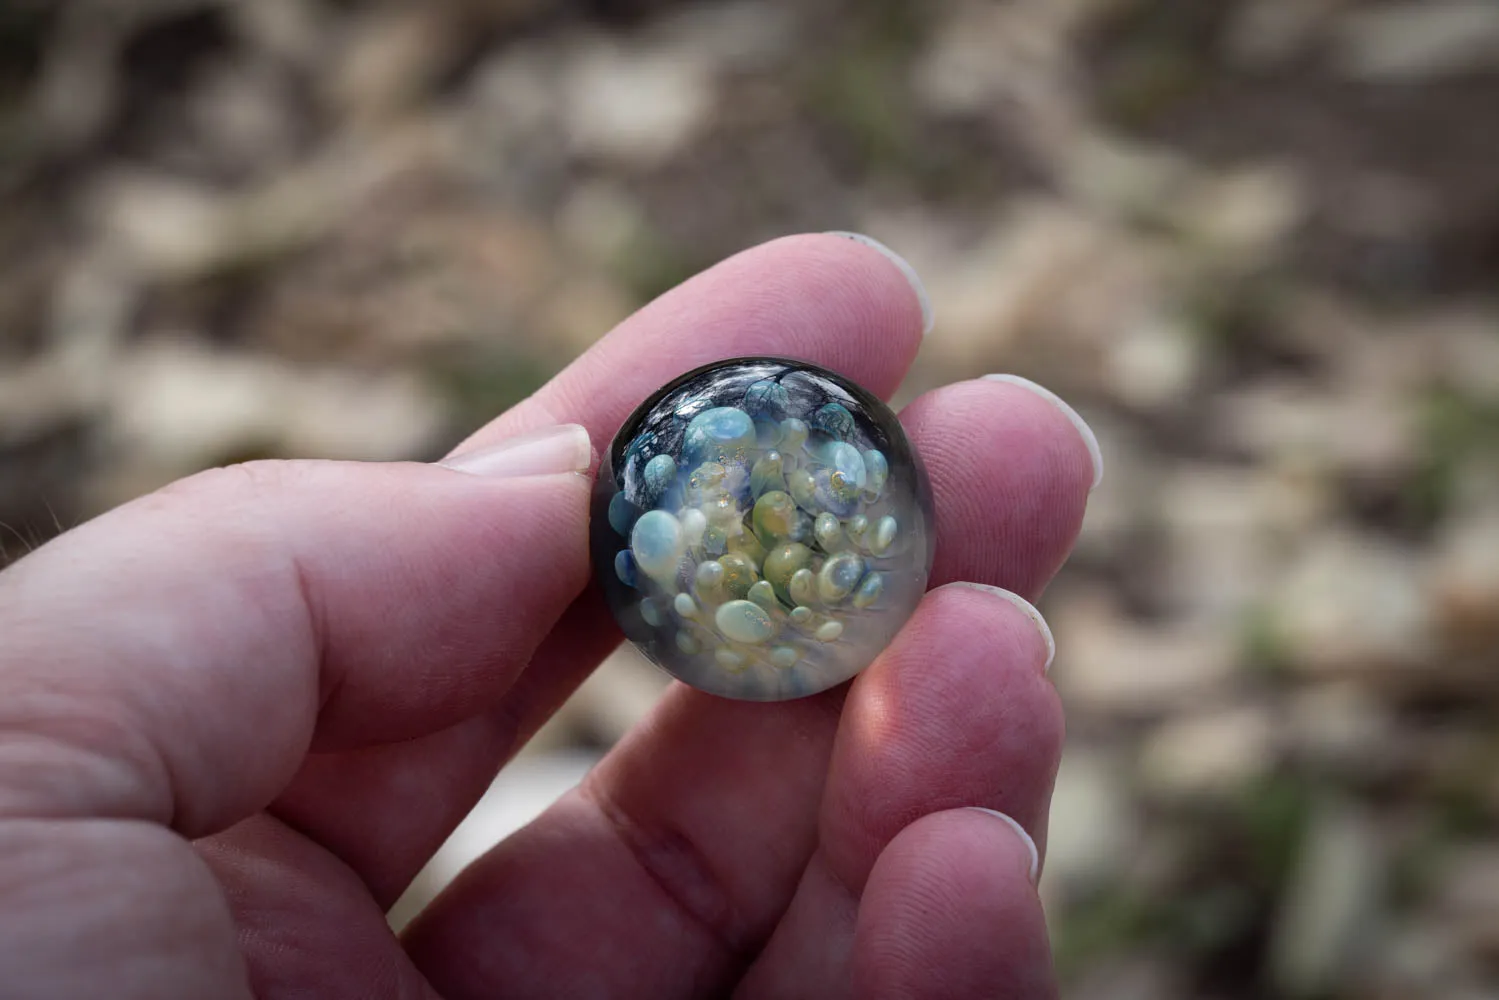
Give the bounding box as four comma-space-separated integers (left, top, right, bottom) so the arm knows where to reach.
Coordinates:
0, 235, 1093, 999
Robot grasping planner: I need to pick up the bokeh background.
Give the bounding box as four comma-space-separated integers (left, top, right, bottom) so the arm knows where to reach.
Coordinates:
3, 0, 1499, 996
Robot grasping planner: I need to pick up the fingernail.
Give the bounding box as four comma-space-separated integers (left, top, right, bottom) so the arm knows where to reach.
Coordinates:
439, 424, 593, 478
825, 232, 935, 336
982, 374, 1103, 490
965, 808, 1041, 885
942, 582, 1055, 672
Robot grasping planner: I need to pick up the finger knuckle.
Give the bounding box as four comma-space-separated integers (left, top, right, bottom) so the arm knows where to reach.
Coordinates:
156, 460, 296, 507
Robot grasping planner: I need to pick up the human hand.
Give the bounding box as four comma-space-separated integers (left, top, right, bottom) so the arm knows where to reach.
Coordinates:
0, 234, 1099, 999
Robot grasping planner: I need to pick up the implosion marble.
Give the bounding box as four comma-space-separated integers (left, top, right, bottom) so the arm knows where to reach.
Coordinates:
591, 357, 934, 701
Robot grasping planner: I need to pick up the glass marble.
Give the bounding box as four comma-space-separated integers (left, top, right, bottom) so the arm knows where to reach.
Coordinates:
591, 357, 934, 701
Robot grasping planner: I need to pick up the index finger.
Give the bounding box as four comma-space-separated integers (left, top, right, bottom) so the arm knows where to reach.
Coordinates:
455, 232, 931, 451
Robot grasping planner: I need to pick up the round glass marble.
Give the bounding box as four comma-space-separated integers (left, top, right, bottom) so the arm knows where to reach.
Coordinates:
591, 357, 934, 701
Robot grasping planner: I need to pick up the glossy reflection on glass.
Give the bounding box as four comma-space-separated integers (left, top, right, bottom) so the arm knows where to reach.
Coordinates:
591, 357, 934, 701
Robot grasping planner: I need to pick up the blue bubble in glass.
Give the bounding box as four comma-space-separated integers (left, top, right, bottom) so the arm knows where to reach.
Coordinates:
607, 493, 639, 536
744, 379, 791, 419
614, 549, 638, 588
592, 357, 935, 702
683, 406, 756, 465
811, 403, 855, 440
643, 454, 677, 499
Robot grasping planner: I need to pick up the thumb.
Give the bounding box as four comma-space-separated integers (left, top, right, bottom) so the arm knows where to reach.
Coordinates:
0, 424, 594, 839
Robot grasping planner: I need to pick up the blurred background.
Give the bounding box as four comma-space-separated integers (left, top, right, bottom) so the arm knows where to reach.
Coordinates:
2, 0, 1498, 996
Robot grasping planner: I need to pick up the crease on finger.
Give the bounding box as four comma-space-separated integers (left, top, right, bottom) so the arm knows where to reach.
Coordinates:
575, 772, 751, 963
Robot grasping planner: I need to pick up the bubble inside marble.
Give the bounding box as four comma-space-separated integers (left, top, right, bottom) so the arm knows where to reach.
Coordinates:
592, 357, 934, 701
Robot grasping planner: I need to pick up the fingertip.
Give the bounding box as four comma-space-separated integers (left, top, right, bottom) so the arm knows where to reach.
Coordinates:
734, 232, 929, 367
853, 808, 1058, 1000
900, 376, 1095, 598
822, 232, 935, 336
490, 232, 928, 451
936, 582, 1055, 672
962, 807, 1041, 884
981, 375, 1103, 490
822, 579, 1066, 892
439, 424, 594, 478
